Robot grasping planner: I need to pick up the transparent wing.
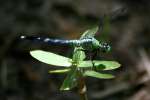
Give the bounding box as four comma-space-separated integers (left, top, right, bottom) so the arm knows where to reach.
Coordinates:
80, 26, 98, 39
30, 50, 72, 67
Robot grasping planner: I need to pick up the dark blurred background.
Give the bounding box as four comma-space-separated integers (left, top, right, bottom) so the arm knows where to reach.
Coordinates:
1, 0, 150, 100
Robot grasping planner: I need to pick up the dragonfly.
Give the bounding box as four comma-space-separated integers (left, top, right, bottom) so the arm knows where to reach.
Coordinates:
20, 16, 111, 70
20, 17, 120, 90
20, 29, 111, 53
20, 27, 111, 71
20, 13, 113, 53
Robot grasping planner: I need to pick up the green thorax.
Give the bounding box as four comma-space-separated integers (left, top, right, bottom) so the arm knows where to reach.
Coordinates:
81, 38, 100, 51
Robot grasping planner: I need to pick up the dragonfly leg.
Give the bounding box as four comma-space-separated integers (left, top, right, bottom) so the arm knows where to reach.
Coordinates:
90, 50, 98, 71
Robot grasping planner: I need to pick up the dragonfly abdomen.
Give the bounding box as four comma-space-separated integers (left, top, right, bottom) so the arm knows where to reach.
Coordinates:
20, 35, 93, 46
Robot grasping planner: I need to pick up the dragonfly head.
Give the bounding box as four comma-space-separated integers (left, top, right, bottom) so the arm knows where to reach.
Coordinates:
99, 42, 111, 53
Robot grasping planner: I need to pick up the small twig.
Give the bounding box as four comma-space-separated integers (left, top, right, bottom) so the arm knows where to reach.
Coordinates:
78, 76, 88, 100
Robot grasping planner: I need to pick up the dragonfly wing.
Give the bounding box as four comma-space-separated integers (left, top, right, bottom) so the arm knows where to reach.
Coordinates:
80, 26, 98, 39
30, 50, 72, 67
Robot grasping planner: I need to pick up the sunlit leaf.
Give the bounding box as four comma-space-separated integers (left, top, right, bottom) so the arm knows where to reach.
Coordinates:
60, 67, 78, 90
49, 69, 70, 74
30, 50, 72, 67
73, 47, 86, 62
78, 60, 121, 70
80, 26, 98, 39
83, 70, 114, 79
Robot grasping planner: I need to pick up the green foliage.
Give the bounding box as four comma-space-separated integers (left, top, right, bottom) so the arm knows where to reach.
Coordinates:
30, 50, 72, 67
72, 47, 85, 63
30, 26, 121, 91
49, 69, 70, 73
60, 67, 78, 90
83, 70, 114, 79
78, 60, 120, 70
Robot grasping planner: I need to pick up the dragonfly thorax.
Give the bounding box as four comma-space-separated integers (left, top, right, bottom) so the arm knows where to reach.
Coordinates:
81, 37, 111, 53
80, 38, 100, 51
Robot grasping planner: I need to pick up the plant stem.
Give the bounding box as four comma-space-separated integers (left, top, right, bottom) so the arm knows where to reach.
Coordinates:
78, 77, 88, 100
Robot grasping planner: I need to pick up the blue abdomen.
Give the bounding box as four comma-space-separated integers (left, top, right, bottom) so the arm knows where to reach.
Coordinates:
20, 35, 93, 47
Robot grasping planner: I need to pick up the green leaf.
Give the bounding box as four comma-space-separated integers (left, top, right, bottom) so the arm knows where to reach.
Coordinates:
83, 70, 114, 79
49, 69, 70, 74
80, 26, 98, 39
60, 67, 78, 90
30, 50, 72, 67
72, 47, 86, 63
78, 60, 121, 70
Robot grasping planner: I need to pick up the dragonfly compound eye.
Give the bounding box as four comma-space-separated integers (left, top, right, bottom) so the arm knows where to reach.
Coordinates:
99, 42, 111, 52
